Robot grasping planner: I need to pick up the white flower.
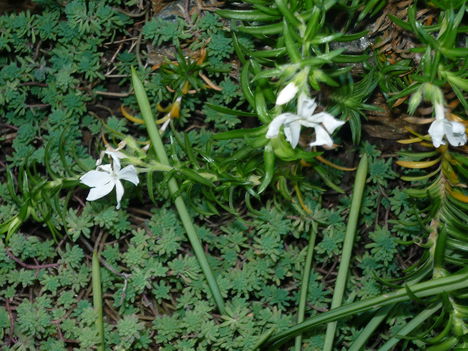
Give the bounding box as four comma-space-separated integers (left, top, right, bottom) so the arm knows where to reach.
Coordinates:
276, 82, 299, 105
80, 154, 139, 209
428, 103, 467, 148
428, 120, 466, 148
267, 93, 345, 148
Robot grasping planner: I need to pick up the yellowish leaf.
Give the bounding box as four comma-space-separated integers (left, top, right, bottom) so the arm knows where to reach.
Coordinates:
396, 158, 441, 169
120, 105, 144, 124
448, 188, 468, 203
397, 137, 423, 144
316, 156, 356, 171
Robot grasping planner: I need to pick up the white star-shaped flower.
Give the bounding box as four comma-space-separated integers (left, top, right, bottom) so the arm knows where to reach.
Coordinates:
80, 153, 139, 209
267, 93, 345, 148
428, 103, 466, 148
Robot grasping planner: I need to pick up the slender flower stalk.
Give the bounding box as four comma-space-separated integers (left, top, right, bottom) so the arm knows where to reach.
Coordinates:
294, 221, 318, 351
131, 67, 226, 315
92, 251, 105, 351
323, 154, 368, 351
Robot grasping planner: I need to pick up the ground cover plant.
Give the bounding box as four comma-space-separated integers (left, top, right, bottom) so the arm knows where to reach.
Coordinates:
0, 0, 467, 350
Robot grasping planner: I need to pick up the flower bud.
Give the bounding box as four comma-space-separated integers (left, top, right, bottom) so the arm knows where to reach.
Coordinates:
276, 82, 298, 105
408, 89, 422, 115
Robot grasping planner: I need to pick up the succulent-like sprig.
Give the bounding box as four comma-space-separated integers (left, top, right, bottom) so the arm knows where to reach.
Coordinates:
391, 139, 468, 348
216, 0, 370, 198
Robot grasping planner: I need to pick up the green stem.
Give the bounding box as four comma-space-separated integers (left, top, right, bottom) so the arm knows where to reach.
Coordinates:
260, 270, 468, 349
348, 305, 393, 351
323, 154, 368, 351
131, 68, 226, 315
92, 251, 105, 351
378, 304, 442, 351
295, 221, 318, 351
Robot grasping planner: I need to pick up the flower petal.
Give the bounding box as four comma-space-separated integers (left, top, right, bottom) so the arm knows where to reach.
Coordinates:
298, 94, 317, 118
115, 180, 124, 209
80, 170, 112, 187
283, 120, 302, 148
85, 180, 115, 201
105, 149, 126, 160
96, 164, 112, 173
276, 82, 298, 105
118, 165, 139, 185
309, 125, 334, 147
446, 121, 467, 147
428, 119, 446, 148
313, 112, 345, 134
266, 113, 297, 139
107, 151, 122, 172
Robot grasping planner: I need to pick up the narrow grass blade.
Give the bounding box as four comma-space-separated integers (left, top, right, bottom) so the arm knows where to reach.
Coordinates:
348, 305, 393, 351
260, 270, 468, 349
131, 67, 226, 315
295, 222, 318, 351
378, 303, 442, 351
323, 154, 368, 351
92, 251, 105, 351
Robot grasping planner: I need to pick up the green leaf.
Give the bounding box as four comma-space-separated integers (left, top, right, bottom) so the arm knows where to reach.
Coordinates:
240, 61, 255, 107
260, 270, 468, 349
216, 9, 279, 21
336, 30, 369, 42
250, 47, 287, 58
238, 23, 283, 35
333, 54, 370, 63
388, 15, 412, 31
205, 103, 256, 117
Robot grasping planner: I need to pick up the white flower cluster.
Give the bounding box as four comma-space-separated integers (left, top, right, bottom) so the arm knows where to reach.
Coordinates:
267, 86, 345, 148
80, 148, 139, 209
428, 102, 466, 148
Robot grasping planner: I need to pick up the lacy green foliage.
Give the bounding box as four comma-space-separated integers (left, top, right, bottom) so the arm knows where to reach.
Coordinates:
0, 0, 241, 234
0, 0, 130, 181
142, 17, 190, 47
134, 11, 241, 127
0, 163, 416, 349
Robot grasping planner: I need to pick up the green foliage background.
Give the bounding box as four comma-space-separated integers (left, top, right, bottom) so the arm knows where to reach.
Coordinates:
0, 0, 466, 350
